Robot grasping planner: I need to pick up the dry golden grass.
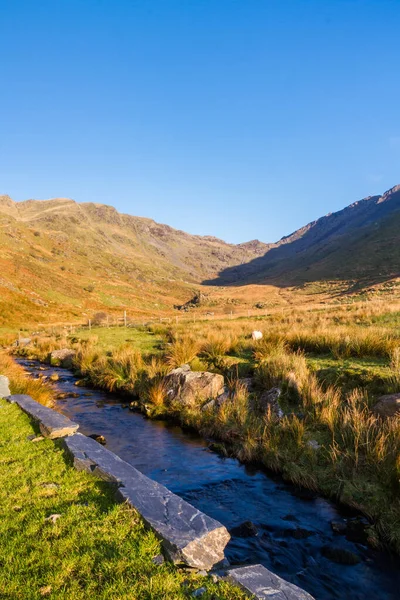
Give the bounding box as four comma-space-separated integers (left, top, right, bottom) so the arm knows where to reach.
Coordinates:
0, 352, 53, 406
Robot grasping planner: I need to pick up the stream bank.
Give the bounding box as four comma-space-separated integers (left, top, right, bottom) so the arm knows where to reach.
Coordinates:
16, 358, 400, 600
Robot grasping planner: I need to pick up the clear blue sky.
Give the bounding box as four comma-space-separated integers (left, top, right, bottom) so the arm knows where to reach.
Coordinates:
1, 0, 399, 243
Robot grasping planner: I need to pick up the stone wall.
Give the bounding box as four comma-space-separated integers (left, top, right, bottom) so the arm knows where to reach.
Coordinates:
3, 388, 314, 599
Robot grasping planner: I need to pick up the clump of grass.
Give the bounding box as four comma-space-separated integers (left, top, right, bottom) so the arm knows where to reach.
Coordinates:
0, 352, 53, 406
166, 335, 200, 368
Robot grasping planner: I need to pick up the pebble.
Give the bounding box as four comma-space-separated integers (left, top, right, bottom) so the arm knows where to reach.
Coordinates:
45, 514, 62, 524
191, 587, 207, 597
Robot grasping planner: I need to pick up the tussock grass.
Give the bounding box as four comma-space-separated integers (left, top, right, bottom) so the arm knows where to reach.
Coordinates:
13, 304, 400, 553
0, 352, 53, 406
166, 335, 200, 368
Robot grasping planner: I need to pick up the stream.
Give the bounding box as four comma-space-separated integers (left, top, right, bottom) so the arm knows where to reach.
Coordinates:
17, 358, 400, 600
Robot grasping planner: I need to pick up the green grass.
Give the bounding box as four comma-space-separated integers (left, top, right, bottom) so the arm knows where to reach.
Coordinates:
307, 354, 392, 396
72, 327, 164, 355
0, 400, 245, 600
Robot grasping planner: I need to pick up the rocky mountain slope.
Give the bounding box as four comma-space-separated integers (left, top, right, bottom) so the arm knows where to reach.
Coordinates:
1, 185, 399, 327
0, 195, 269, 325
206, 185, 400, 286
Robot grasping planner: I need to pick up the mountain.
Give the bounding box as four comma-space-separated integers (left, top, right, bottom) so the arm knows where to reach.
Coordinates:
205, 185, 400, 287
1, 185, 400, 328
0, 196, 269, 325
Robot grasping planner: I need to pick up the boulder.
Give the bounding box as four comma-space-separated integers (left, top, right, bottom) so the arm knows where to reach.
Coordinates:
0, 375, 10, 398
372, 394, 400, 418
49, 349, 76, 369
164, 366, 224, 407
258, 387, 283, 417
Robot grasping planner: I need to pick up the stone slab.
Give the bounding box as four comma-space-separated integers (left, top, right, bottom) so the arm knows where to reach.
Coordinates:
62, 433, 230, 570
0, 375, 11, 398
226, 565, 315, 600
7, 395, 79, 439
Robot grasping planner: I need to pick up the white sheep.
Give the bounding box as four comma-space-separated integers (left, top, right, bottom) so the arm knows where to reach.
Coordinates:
251, 330, 263, 341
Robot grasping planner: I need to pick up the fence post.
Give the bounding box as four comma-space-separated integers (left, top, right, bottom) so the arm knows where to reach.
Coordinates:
124, 311, 127, 327
88, 319, 91, 331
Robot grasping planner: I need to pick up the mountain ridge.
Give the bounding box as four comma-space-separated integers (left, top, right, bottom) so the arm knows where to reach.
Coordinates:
1, 185, 400, 326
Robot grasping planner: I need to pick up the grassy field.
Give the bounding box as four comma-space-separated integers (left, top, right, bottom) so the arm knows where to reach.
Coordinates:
0, 398, 244, 599
73, 327, 163, 355
9, 298, 400, 554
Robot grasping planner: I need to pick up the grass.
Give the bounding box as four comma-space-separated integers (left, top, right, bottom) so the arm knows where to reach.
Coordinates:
72, 327, 163, 355
11, 298, 400, 554
0, 396, 244, 599
0, 352, 53, 407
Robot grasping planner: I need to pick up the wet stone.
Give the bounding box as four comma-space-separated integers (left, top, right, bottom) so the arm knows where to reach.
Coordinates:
321, 546, 361, 566
226, 564, 315, 600
7, 395, 79, 439
62, 433, 230, 570
230, 521, 258, 538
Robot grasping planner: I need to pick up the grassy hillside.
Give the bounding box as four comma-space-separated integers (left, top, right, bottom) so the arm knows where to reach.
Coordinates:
2, 185, 400, 330
207, 184, 400, 287
0, 195, 268, 327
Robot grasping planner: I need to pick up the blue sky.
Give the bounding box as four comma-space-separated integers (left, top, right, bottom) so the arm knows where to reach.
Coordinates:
1, 0, 399, 243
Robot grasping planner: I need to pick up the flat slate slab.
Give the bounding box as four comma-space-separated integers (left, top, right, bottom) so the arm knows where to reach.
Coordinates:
0, 375, 11, 398
7, 395, 79, 439
226, 565, 315, 600
63, 433, 230, 570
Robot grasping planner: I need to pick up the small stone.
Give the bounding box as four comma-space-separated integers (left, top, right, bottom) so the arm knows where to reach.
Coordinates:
13, 505, 22, 512
152, 554, 165, 566
39, 585, 52, 596
88, 434, 107, 445
330, 520, 347, 534
281, 514, 298, 522
307, 440, 321, 450
197, 570, 207, 577
31, 436, 45, 443
40, 483, 59, 489
74, 380, 87, 387
45, 514, 62, 524
0, 375, 11, 398
283, 527, 315, 540
49, 374, 59, 382
191, 587, 207, 597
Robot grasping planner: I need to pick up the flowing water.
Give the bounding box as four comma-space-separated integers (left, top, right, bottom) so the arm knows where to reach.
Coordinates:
17, 359, 400, 600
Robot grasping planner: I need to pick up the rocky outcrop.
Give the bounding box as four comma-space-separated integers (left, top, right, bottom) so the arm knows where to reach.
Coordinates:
164, 365, 224, 407
372, 394, 400, 418
0, 375, 10, 398
49, 348, 76, 369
